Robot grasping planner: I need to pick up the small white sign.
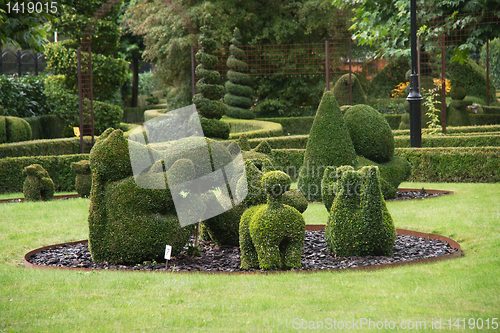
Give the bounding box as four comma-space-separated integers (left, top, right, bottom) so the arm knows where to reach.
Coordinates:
164, 245, 172, 260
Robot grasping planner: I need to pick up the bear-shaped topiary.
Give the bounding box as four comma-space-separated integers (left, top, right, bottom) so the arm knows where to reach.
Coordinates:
446, 83, 472, 127
23, 164, 54, 201
324, 165, 396, 257
89, 128, 200, 265
71, 160, 91, 198
343, 104, 395, 164
239, 171, 306, 270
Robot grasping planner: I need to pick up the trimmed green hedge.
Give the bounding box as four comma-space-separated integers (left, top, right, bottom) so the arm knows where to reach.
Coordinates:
226, 119, 283, 139
122, 107, 149, 123
483, 106, 500, 115
384, 115, 403, 130
24, 114, 67, 140
0, 137, 93, 158
0, 153, 89, 193
393, 125, 500, 136
257, 117, 314, 135
394, 134, 500, 148
396, 147, 500, 182
470, 114, 500, 126
274, 147, 500, 183
248, 135, 308, 150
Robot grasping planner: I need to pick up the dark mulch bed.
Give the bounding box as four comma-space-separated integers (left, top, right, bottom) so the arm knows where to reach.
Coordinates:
27, 230, 457, 273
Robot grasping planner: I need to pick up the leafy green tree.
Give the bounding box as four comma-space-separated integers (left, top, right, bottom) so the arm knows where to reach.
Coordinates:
45, 0, 128, 102
334, 0, 500, 61
0, 0, 55, 51
123, 0, 347, 112
481, 38, 500, 90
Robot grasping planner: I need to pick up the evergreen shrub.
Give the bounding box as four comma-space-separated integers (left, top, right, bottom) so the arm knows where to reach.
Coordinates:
22, 164, 55, 201
71, 160, 91, 198
332, 73, 366, 106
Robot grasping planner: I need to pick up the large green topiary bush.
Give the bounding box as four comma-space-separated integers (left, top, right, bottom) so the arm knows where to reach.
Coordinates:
297, 91, 357, 201
192, 20, 230, 139
332, 73, 366, 106
366, 57, 409, 99
224, 28, 255, 119
239, 170, 306, 270
324, 165, 396, 257
23, 164, 54, 201
343, 104, 395, 163
0, 116, 32, 143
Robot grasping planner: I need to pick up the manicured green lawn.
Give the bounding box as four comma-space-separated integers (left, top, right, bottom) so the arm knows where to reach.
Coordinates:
1, 182, 499, 332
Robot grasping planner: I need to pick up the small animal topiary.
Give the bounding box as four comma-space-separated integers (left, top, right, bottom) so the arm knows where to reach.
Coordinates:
71, 160, 91, 198
239, 171, 306, 270
332, 73, 366, 106
325, 165, 396, 257
23, 164, 54, 201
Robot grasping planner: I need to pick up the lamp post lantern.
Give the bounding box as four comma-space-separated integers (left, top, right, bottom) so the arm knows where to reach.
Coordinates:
406, 0, 422, 147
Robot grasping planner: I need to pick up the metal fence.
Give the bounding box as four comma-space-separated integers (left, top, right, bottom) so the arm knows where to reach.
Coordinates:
0, 49, 47, 76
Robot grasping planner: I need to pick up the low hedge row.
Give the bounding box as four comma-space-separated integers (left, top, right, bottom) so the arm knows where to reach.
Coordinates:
226, 119, 283, 139
0, 137, 93, 158
393, 125, 500, 136
271, 147, 500, 183
0, 153, 89, 193
24, 114, 67, 140
396, 147, 500, 182
471, 114, 500, 126
394, 134, 500, 148
483, 106, 500, 115
122, 107, 149, 123
247, 135, 308, 150
257, 114, 403, 135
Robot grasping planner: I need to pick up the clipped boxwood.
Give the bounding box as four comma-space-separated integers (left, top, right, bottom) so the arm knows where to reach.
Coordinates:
343, 104, 395, 163
256, 117, 314, 135
24, 114, 67, 140
1, 116, 32, 143
332, 73, 366, 106
23, 164, 55, 201
394, 134, 500, 148
122, 106, 149, 123
226, 119, 283, 139
71, 160, 91, 198
0, 137, 93, 158
0, 153, 89, 193
470, 114, 500, 126
239, 171, 305, 270
393, 124, 500, 136
396, 147, 500, 183
325, 166, 396, 257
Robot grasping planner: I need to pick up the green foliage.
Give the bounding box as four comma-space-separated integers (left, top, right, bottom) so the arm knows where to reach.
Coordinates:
481, 38, 500, 90
325, 166, 396, 257
201, 200, 247, 246
226, 118, 283, 139
396, 147, 500, 183
22, 164, 54, 201
44, 75, 123, 135
0, 137, 93, 158
224, 28, 255, 120
239, 171, 305, 270
253, 75, 325, 118
0, 75, 51, 118
193, 20, 227, 124
366, 57, 409, 99
89, 129, 195, 264
198, 117, 230, 140
138, 72, 162, 96
71, 160, 91, 198
394, 133, 500, 148
44, 42, 129, 103
447, 100, 472, 127
343, 104, 395, 163
447, 57, 497, 105
281, 189, 308, 214
332, 74, 366, 106
0, 153, 89, 194
298, 91, 357, 201
257, 116, 315, 135
0, 115, 31, 144
470, 114, 500, 126
24, 114, 67, 140
370, 98, 408, 115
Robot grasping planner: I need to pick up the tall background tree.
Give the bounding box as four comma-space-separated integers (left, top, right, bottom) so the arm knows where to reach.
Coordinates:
123, 0, 347, 115
0, 0, 55, 51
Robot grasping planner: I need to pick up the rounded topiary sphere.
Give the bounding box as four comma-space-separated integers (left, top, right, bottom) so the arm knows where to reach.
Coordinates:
262, 171, 291, 197
343, 104, 395, 163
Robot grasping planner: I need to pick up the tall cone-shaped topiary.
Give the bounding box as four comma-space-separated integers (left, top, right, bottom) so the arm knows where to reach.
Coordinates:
297, 91, 357, 201
224, 28, 254, 119
192, 19, 230, 139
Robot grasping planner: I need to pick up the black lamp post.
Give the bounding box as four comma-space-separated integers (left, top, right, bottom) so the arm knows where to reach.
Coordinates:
406, 0, 422, 147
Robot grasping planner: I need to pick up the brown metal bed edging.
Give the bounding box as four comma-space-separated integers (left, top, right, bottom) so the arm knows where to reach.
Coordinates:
24, 226, 461, 275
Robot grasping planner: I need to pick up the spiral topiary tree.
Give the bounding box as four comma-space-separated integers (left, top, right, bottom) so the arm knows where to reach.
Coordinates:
192, 19, 230, 139
224, 28, 254, 119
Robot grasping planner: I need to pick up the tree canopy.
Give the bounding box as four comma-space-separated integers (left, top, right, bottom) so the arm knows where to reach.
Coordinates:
123, 0, 346, 109
0, 0, 56, 51
334, 0, 500, 60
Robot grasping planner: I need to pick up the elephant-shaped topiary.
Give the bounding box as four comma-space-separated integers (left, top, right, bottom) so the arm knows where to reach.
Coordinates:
324, 165, 396, 257
71, 160, 91, 198
22, 164, 54, 201
239, 171, 306, 270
